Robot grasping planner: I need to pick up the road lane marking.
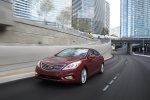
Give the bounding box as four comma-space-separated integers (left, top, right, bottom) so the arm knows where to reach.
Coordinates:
109, 80, 114, 84
114, 76, 117, 80
103, 73, 120, 92
103, 85, 109, 91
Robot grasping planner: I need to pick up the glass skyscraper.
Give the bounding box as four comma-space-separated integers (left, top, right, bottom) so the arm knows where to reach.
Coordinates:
12, 0, 106, 34
12, 0, 33, 19
94, 0, 105, 35
72, 0, 106, 34
121, 0, 150, 38
105, 1, 110, 33
12, 0, 71, 27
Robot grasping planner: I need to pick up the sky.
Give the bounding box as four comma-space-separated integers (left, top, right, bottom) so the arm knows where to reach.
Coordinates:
107, 0, 120, 29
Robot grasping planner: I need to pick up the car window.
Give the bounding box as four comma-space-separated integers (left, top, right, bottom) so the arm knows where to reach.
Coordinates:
56, 48, 88, 57
93, 49, 100, 56
88, 49, 95, 56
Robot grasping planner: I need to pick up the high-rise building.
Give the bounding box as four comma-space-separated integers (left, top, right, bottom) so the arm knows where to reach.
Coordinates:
72, 0, 106, 34
121, 0, 150, 38
72, 0, 82, 30
12, 0, 33, 19
13, 0, 72, 27
94, 0, 106, 35
105, 1, 110, 34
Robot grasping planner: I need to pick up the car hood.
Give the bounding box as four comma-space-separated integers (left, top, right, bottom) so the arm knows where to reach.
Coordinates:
42, 56, 81, 65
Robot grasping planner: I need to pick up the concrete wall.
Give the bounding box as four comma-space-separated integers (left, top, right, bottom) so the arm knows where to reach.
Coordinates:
0, 17, 94, 46
0, 0, 13, 26
0, 0, 95, 46
0, 41, 112, 66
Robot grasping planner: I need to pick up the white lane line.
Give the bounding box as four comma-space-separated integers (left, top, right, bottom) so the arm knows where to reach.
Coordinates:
117, 74, 120, 76
103, 74, 120, 92
103, 85, 109, 91
126, 62, 127, 64
109, 80, 114, 85
114, 76, 117, 80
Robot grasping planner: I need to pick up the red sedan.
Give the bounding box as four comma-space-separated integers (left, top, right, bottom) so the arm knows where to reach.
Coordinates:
35, 48, 104, 85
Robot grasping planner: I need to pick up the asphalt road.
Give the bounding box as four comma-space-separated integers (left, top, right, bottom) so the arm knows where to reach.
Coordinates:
0, 50, 150, 100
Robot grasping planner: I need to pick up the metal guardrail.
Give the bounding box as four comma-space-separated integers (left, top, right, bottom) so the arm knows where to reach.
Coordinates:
111, 38, 150, 40
14, 15, 91, 38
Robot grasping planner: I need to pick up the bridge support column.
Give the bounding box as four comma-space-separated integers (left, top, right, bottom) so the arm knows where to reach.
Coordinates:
146, 45, 148, 53
127, 43, 133, 54
139, 48, 141, 53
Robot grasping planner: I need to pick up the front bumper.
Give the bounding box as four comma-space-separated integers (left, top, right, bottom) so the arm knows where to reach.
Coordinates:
35, 66, 81, 83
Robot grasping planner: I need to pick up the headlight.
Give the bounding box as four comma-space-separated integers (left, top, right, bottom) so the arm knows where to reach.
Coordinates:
63, 61, 82, 70
37, 61, 41, 68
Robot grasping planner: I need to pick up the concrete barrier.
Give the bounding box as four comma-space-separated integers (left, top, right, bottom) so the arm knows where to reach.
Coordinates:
0, 40, 112, 66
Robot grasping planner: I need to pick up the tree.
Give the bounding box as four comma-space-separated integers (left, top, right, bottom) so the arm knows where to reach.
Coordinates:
79, 18, 91, 32
38, 0, 54, 24
101, 27, 109, 37
72, 18, 91, 32
56, 7, 72, 26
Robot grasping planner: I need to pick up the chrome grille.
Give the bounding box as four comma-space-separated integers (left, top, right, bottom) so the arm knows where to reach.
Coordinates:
42, 63, 64, 71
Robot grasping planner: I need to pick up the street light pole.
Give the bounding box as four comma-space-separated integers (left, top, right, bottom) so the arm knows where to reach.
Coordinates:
142, 36, 144, 54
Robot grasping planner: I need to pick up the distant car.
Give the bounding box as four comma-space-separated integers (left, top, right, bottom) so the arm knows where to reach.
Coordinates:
35, 48, 104, 85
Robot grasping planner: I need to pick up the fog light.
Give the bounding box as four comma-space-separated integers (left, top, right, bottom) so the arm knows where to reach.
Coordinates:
65, 76, 74, 80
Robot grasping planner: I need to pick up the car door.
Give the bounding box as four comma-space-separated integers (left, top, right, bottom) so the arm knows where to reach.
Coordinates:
86, 49, 98, 76
92, 49, 103, 72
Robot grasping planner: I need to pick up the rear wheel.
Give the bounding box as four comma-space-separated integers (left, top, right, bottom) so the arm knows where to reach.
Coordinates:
99, 64, 104, 74
79, 68, 87, 85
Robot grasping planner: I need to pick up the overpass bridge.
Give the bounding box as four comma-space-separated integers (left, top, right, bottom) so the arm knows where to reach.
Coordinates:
111, 39, 150, 54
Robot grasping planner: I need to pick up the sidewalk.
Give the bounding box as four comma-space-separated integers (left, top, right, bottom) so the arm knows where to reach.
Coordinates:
132, 52, 150, 58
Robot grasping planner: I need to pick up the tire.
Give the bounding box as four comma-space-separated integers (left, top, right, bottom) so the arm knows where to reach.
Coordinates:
79, 68, 87, 85
99, 63, 104, 74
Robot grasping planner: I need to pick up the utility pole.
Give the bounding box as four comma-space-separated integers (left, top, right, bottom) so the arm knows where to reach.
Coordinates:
142, 36, 144, 54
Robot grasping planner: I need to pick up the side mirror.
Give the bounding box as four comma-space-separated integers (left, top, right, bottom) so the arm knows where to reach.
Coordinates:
88, 55, 96, 59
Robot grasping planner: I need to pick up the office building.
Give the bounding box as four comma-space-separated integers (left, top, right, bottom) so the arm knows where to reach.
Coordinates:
72, 0, 82, 30
121, 0, 150, 38
72, 0, 106, 34
12, 0, 33, 19
105, 1, 110, 34
12, 0, 70, 27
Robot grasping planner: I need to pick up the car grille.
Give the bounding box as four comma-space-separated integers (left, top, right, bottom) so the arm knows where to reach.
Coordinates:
41, 63, 64, 71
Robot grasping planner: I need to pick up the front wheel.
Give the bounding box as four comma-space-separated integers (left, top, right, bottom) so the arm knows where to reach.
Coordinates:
79, 68, 87, 85
99, 64, 104, 74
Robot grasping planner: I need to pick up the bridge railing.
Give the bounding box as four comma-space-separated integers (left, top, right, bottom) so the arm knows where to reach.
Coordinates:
111, 37, 150, 40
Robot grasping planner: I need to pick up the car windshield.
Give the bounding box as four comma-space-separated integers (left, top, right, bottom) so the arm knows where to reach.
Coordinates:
56, 48, 88, 58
